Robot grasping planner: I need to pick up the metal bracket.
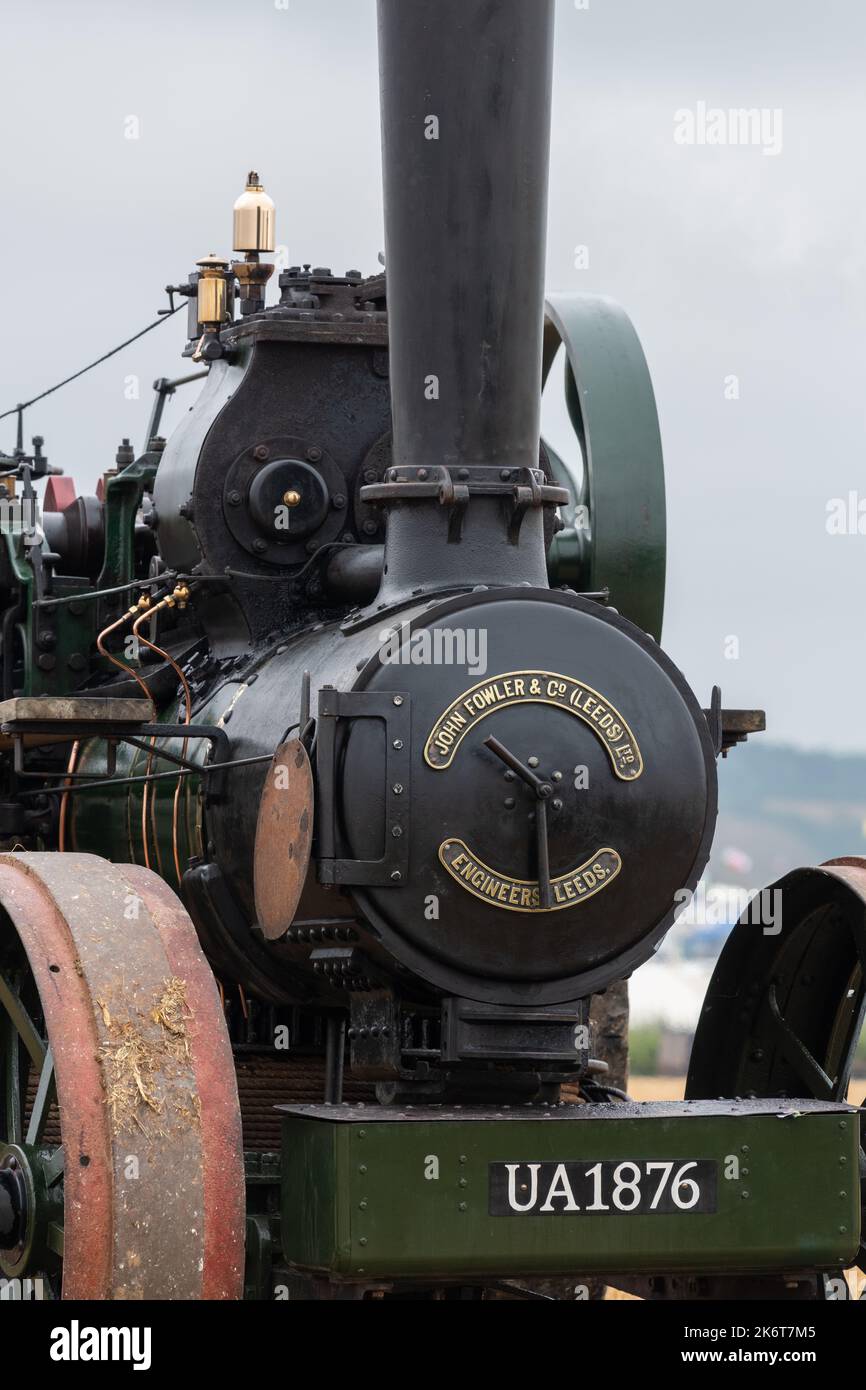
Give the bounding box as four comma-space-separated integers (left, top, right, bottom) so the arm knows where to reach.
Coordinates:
702, 689, 766, 759
440, 997, 590, 1066
316, 686, 410, 887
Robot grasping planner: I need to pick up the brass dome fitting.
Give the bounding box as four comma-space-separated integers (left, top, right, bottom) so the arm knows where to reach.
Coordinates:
233, 172, 276, 255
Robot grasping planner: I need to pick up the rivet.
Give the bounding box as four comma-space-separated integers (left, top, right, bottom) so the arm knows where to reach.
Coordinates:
358, 1165, 367, 1174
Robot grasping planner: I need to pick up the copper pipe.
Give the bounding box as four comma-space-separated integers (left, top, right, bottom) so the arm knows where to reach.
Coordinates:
96, 600, 156, 865
58, 740, 81, 852
96, 601, 154, 704
132, 589, 193, 887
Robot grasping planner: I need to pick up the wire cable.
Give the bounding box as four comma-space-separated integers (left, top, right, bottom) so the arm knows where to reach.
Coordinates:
0, 305, 184, 425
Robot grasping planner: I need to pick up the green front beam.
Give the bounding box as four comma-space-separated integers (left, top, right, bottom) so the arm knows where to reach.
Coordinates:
280, 1099, 860, 1282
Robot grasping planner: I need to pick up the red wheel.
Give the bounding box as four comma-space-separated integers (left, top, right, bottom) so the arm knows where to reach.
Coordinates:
0, 853, 243, 1299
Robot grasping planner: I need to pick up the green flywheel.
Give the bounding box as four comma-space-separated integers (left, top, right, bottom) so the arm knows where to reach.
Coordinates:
544, 294, 667, 642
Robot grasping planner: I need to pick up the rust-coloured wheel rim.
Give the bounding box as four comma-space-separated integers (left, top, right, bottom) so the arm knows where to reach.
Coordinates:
0, 852, 244, 1299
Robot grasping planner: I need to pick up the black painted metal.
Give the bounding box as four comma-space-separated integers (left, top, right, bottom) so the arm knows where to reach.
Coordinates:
341, 588, 718, 1006
374, 0, 557, 600
379, 0, 554, 479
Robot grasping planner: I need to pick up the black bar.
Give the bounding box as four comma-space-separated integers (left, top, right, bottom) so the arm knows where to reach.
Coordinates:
324, 1016, 346, 1105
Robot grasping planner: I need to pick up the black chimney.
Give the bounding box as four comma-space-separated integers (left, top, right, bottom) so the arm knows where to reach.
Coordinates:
365, 0, 564, 605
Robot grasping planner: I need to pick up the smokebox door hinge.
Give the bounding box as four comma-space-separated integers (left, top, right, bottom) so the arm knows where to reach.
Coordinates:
316, 686, 411, 887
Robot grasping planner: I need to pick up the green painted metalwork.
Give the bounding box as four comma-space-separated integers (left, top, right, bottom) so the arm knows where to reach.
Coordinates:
280, 1101, 859, 1281
0, 527, 94, 698
70, 704, 207, 894
544, 295, 667, 642
0, 960, 63, 1290
96, 458, 157, 602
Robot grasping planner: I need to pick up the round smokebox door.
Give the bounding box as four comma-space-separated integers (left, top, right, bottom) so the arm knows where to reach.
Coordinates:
339, 590, 717, 1006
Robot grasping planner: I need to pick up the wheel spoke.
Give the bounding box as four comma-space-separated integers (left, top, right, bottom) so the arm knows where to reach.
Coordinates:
0, 971, 46, 1069
46, 1222, 64, 1258
767, 983, 835, 1100
42, 1145, 64, 1188
3, 1012, 22, 1143
25, 1046, 55, 1146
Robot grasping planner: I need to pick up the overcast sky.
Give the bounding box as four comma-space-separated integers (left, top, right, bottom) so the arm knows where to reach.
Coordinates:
1, 0, 864, 753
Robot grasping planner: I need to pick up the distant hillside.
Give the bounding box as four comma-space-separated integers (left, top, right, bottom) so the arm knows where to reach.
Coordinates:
710, 743, 866, 887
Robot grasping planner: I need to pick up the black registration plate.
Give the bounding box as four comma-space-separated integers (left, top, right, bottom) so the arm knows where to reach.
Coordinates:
489, 1159, 718, 1216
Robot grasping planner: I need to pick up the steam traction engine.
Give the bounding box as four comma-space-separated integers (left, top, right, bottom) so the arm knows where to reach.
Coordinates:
0, 0, 863, 1301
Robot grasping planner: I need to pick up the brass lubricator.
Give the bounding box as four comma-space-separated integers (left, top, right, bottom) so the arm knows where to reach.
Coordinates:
195, 255, 231, 330
193, 254, 232, 362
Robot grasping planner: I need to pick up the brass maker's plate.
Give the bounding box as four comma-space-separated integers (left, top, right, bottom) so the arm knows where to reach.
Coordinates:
439, 839, 622, 914
425, 671, 643, 780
